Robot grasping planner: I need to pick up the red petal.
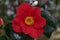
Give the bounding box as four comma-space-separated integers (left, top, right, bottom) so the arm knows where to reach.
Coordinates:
31, 7, 41, 18
29, 28, 44, 38
16, 2, 32, 14
34, 17, 46, 29
12, 18, 21, 33
16, 9, 24, 17
39, 17, 46, 28
22, 26, 31, 34
12, 18, 20, 25
38, 29, 44, 36
20, 21, 31, 34
33, 22, 42, 29
16, 2, 33, 19
12, 24, 21, 33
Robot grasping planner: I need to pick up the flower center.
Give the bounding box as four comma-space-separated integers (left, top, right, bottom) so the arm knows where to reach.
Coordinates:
25, 16, 34, 25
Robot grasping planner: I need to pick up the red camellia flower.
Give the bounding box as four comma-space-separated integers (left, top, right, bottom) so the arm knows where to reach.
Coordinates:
12, 2, 46, 38
0, 17, 3, 26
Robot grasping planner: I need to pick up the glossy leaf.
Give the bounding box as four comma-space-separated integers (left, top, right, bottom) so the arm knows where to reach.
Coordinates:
44, 24, 55, 38
41, 11, 57, 28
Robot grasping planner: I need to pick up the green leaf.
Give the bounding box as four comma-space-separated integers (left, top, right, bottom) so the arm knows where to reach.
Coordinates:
41, 11, 57, 38
44, 24, 55, 38
41, 11, 57, 28
4, 23, 16, 40
0, 36, 7, 40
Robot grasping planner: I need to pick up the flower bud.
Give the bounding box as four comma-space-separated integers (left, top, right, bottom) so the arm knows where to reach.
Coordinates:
0, 18, 4, 26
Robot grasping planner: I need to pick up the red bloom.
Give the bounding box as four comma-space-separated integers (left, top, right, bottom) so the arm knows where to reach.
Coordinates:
12, 2, 46, 38
0, 18, 3, 26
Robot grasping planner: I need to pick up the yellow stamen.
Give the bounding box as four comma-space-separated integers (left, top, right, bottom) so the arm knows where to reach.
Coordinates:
25, 16, 34, 25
